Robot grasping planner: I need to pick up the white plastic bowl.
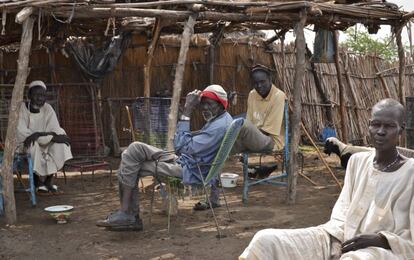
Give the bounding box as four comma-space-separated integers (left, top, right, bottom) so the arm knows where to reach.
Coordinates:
44, 205, 74, 224
220, 173, 239, 188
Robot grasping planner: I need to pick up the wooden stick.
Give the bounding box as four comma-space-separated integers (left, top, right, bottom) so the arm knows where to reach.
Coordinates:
374, 58, 391, 98
395, 25, 406, 106
287, 10, 306, 205
144, 18, 163, 98
0, 16, 34, 224
333, 30, 348, 143
300, 123, 342, 189
107, 100, 120, 156
299, 172, 318, 186
343, 52, 364, 143
166, 14, 197, 150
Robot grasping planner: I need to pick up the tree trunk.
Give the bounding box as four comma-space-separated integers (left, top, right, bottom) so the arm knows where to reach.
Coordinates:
166, 14, 197, 150
287, 11, 306, 205
0, 16, 34, 224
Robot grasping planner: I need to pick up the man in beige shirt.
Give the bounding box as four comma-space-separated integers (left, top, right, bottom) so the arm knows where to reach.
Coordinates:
239, 98, 414, 260
232, 64, 286, 153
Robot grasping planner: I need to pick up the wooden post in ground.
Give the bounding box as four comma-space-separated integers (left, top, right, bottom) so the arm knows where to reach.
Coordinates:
395, 25, 406, 105
166, 14, 197, 150
0, 15, 34, 224
287, 10, 306, 205
333, 30, 348, 143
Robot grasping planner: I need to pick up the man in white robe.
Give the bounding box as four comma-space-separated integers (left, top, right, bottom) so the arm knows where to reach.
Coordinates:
16, 80, 72, 194
239, 98, 414, 260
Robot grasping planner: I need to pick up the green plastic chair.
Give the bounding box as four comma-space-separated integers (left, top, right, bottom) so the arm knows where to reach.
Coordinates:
151, 118, 244, 237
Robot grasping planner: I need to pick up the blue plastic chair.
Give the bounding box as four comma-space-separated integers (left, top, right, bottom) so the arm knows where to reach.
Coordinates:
0, 153, 36, 216
242, 100, 302, 203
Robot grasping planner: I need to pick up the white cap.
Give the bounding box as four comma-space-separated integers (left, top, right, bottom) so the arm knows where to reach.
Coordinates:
29, 80, 47, 90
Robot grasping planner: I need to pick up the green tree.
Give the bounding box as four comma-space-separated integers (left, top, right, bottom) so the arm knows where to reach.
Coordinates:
341, 27, 398, 61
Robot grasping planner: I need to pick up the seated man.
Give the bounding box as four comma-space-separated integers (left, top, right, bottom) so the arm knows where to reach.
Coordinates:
239, 98, 414, 260
16, 80, 72, 194
96, 85, 233, 231
232, 64, 286, 154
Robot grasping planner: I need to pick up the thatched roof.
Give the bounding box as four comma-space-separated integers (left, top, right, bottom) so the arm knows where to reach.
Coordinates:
0, 0, 408, 47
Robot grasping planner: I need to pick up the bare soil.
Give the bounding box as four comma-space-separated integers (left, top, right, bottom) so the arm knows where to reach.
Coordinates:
0, 150, 345, 260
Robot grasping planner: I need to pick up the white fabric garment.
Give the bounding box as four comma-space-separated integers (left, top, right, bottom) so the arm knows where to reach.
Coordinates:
16, 103, 72, 176
240, 151, 414, 260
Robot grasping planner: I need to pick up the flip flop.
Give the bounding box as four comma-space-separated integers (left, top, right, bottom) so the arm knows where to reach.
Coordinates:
193, 201, 221, 211
36, 186, 52, 196
48, 185, 64, 195
96, 211, 137, 228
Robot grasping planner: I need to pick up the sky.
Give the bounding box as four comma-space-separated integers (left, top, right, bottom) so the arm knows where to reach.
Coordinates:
272, 0, 414, 45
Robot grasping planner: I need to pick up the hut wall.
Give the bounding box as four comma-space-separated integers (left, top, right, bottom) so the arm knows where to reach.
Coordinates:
0, 34, 413, 155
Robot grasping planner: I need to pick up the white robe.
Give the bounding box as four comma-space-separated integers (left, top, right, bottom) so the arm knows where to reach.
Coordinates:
240, 151, 414, 260
16, 103, 72, 176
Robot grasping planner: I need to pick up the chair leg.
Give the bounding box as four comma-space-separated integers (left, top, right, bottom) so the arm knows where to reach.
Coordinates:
242, 153, 249, 204
27, 156, 36, 207
218, 178, 232, 221
62, 168, 67, 184
109, 167, 113, 187
197, 165, 223, 239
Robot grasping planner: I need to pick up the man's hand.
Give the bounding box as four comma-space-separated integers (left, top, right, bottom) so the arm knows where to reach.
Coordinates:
341, 234, 390, 254
51, 134, 71, 146
24, 132, 42, 148
183, 90, 201, 116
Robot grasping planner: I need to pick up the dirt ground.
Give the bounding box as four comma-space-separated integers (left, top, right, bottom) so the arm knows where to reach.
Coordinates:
0, 149, 345, 260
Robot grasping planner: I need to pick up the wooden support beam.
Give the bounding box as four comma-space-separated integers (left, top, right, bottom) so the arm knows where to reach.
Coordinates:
144, 18, 163, 98
166, 14, 197, 150
333, 30, 348, 143
395, 25, 406, 105
287, 10, 306, 205
264, 29, 288, 47
0, 16, 34, 224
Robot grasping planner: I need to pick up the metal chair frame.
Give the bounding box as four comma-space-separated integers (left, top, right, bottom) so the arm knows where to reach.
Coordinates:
0, 153, 36, 215
242, 100, 303, 203
150, 118, 244, 238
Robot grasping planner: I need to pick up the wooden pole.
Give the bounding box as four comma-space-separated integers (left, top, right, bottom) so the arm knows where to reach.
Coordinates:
0, 16, 34, 224
395, 25, 406, 105
287, 10, 306, 205
144, 18, 163, 98
333, 30, 348, 143
166, 14, 197, 151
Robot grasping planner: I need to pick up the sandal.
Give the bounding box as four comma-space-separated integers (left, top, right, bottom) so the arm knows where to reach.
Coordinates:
193, 201, 221, 211
36, 185, 52, 196
48, 185, 64, 195
96, 211, 137, 228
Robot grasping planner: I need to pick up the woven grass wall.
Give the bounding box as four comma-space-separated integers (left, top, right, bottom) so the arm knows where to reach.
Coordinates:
1, 33, 413, 154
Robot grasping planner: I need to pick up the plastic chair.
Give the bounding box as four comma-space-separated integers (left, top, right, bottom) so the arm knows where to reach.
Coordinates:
242, 100, 303, 204
151, 118, 244, 237
0, 152, 36, 215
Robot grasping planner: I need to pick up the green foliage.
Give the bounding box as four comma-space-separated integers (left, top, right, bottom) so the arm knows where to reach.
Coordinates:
341, 27, 398, 62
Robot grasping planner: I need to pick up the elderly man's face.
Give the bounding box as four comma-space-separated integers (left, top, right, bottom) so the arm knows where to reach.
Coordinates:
369, 107, 403, 152
28, 86, 46, 109
251, 70, 272, 98
200, 97, 221, 122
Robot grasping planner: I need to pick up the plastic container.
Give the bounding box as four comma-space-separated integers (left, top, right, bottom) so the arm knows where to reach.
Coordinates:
220, 173, 239, 188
